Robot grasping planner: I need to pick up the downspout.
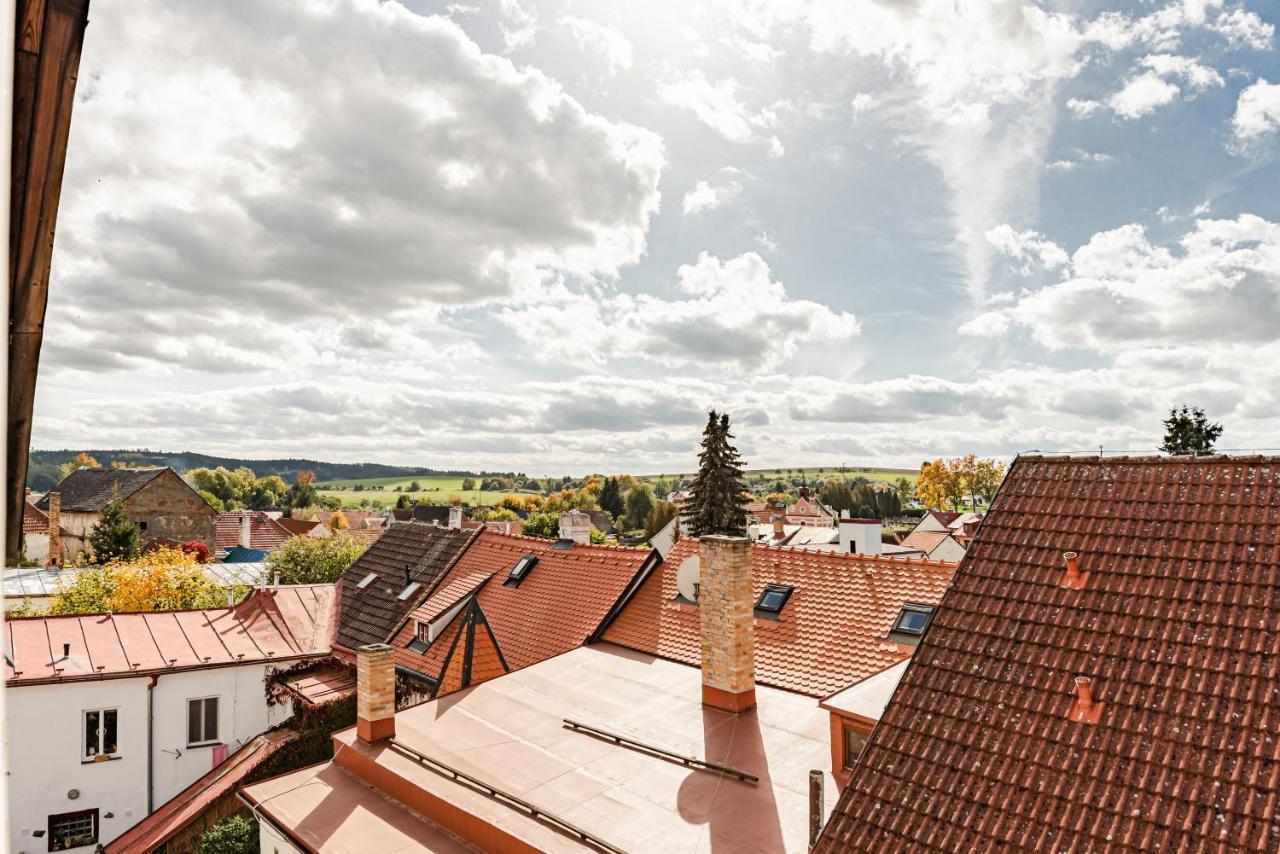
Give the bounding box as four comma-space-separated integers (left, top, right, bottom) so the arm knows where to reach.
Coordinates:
147, 674, 159, 814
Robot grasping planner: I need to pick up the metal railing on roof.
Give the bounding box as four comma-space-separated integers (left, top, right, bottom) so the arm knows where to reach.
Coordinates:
387, 738, 626, 854
562, 718, 759, 784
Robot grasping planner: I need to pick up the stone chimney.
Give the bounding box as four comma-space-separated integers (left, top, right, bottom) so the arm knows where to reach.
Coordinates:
447, 506, 463, 529
559, 509, 592, 545
239, 512, 253, 548
838, 512, 882, 557
356, 643, 396, 744
47, 492, 62, 566
698, 536, 755, 713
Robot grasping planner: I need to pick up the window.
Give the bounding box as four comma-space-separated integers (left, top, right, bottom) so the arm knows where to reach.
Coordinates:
187, 697, 219, 746
139, 521, 148, 531
49, 808, 97, 851
505, 554, 538, 586
83, 708, 118, 760
842, 724, 869, 770
754, 584, 794, 618
892, 604, 935, 636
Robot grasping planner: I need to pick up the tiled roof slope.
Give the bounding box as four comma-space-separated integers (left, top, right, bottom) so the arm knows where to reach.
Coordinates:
393, 531, 656, 685
35, 467, 168, 512
216, 510, 294, 551
276, 517, 320, 536
816, 455, 1280, 852
900, 528, 956, 555
335, 522, 476, 651
22, 500, 67, 535
603, 537, 958, 697
5, 584, 335, 685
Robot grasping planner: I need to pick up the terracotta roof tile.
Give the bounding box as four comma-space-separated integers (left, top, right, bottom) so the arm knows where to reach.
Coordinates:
216, 511, 294, 551
392, 531, 653, 691
816, 454, 1280, 852
603, 538, 958, 697
899, 528, 957, 555
275, 517, 320, 536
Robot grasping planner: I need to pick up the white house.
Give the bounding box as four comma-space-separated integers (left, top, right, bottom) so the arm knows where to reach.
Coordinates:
4, 584, 335, 853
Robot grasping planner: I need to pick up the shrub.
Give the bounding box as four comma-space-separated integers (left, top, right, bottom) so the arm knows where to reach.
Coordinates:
50, 547, 224, 615
200, 813, 258, 854
265, 534, 366, 584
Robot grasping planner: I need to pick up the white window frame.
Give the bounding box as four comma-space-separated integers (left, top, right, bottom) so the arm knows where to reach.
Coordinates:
186, 695, 221, 747
82, 707, 120, 761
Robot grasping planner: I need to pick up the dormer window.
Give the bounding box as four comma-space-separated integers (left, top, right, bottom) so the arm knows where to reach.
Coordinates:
891, 604, 934, 636
506, 554, 538, 587
754, 584, 794, 618
356, 572, 377, 590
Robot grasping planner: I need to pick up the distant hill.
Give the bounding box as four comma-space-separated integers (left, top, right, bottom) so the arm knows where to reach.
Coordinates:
26, 449, 487, 491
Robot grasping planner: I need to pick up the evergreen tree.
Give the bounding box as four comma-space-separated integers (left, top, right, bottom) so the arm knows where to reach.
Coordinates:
683, 411, 748, 537
1161, 405, 1224, 456
88, 496, 142, 564
598, 477, 625, 519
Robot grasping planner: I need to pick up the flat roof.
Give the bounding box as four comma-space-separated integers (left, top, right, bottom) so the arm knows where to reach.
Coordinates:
247, 644, 837, 852
819, 659, 910, 725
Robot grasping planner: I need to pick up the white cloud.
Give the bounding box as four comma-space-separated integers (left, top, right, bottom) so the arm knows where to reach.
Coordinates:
985, 224, 1070, 274
681, 173, 743, 215
1067, 97, 1101, 117
1211, 8, 1274, 51
658, 70, 755, 142
559, 15, 634, 77
1232, 78, 1280, 146
1105, 54, 1223, 119
850, 92, 876, 118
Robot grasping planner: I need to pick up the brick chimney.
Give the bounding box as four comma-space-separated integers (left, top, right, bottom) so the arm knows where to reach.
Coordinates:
239, 512, 253, 548
698, 536, 756, 713
47, 492, 62, 566
356, 643, 396, 743
771, 514, 785, 541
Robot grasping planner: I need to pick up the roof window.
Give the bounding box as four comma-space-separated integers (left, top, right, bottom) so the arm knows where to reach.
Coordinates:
356, 572, 377, 590
505, 554, 538, 587
754, 584, 794, 618
397, 582, 421, 601
891, 603, 934, 636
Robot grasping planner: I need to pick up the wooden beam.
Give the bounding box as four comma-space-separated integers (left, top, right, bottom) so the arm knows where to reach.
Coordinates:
7, 0, 89, 563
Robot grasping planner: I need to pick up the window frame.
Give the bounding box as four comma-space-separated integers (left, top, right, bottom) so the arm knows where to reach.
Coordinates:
753, 583, 795, 618
82, 707, 119, 762
841, 724, 869, 770
186, 695, 221, 748
48, 807, 98, 851
505, 554, 538, 587
891, 603, 935, 637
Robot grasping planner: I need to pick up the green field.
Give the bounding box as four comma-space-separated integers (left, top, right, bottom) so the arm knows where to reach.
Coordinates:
315, 474, 537, 508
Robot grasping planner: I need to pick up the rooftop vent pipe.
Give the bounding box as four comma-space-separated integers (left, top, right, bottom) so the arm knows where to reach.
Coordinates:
1069, 675, 1103, 725
1060, 551, 1089, 589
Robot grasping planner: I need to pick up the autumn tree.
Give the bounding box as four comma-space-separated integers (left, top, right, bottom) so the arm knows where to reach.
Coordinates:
644, 500, 679, 539
623, 486, 655, 531
683, 411, 748, 537
87, 496, 142, 564
1161, 405, 1223, 456
287, 471, 319, 510
51, 547, 225, 615
59, 452, 101, 481
521, 512, 559, 539
914, 460, 953, 511
327, 511, 350, 531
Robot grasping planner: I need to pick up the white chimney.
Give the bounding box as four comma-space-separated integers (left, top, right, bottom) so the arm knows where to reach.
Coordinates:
838, 512, 882, 556
239, 513, 253, 548
559, 510, 592, 545
447, 506, 463, 529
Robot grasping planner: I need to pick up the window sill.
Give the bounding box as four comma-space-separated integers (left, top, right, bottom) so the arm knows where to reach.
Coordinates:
186, 741, 221, 749
81, 755, 122, 765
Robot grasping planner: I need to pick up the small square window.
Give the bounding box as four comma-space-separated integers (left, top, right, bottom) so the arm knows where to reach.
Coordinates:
187, 697, 219, 746
49, 808, 98, 851
892, 604, 935, 636
842, 724, 869, 770
83, 708, 118, 760
506, 554, 538, 586
754, 584, 794, 617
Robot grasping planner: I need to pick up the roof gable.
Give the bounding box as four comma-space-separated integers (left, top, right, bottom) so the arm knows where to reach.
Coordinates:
817, 455, 1280, 851
604, 538, 958, 697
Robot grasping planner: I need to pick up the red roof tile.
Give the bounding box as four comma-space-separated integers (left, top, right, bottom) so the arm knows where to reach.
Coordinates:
392, 531, 655, 691
899, 528, 959, 555
603, 538, 958, 697
215, 511, 294, 552
816, 455, 1280, 852
4, 584, 335, 685
276, 517, 320, 536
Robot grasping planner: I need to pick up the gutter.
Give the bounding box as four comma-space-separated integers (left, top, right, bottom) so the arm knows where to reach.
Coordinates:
5, 650, 329, 688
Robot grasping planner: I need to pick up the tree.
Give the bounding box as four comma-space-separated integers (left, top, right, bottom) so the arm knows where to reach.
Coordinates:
328, 511, 350, 531
246, 475, 287, 509
894, 476, 915, 504
461, 478, 476, 491
59, 452, 100, 480
644, 500, 679, 539
395, 494, 412, 509
682, 411, 749, 537
200, 813, 258, 854
265, 533, 366, 584
51, 547, 225, 615
408, 480, 422, 493
1161, 405, 1223, 456
914, 460, 953, 511
87, 496, 142, 564
623, 486, 654, 531
598, 477, 625, 519
521, 512, 559, 539
286, 471, 318, 510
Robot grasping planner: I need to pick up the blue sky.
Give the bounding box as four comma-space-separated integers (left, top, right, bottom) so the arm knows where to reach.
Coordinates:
33, 0, 1280, 474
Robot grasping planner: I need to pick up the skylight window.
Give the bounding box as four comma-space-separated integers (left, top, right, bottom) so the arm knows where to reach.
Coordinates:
892, 604, 935, 636
397, 582, 421, 601
356, 572, 377, 590
754, 584, 794, 618
506, 554, 538, 587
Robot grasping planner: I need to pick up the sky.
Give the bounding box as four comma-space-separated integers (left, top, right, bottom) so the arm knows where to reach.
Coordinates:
32, 0, 1280, 475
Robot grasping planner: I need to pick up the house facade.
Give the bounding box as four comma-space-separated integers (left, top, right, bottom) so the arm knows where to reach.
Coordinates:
34, 468, 216, 562
4, 585, 334, 853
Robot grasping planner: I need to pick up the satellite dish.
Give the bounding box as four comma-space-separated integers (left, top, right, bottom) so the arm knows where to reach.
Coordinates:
676, 555, 700, 602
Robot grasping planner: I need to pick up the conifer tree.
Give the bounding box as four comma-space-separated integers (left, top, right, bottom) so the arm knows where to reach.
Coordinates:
683, 411, 748, 537
1160, 405, 1223, 456
598, 477, 625, 519
88, 495, 142, 564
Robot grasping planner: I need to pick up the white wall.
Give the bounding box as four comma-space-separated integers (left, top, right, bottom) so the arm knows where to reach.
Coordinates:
259, 818, 305, 854
928, 537, 967, 563
838, 520, 882, 556
6, 663, 296, 852
23, 531, 49, 563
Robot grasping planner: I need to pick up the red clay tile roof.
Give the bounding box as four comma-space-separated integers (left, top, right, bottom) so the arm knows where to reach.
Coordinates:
899, 528, 959, 556
816, 455, 1280, 852
215, 510, 294, 551
276, 517, 320, 536
603, 538, 958, 697
21, 500, 67, 535
335, 523, 477, 651
5, 584, 335, 685
392, 531, 656, 690
432, 599, 510, 693
105, 728, 297, 853
925, 509, 962, 527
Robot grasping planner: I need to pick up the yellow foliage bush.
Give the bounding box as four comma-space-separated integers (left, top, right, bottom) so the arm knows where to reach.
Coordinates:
50, 547, 228, 615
